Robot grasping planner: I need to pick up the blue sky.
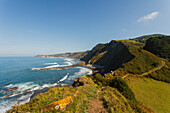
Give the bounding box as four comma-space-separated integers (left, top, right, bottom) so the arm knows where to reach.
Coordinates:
0, 0, 170, 56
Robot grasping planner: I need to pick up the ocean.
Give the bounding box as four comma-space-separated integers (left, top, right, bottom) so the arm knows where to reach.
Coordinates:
0, 57, 92, 113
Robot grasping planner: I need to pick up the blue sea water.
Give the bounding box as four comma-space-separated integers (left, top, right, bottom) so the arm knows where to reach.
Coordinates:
0, 57, 92, 112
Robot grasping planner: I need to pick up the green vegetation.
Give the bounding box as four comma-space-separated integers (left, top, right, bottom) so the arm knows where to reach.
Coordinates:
132, 34, 166, 43
9, 76, 136, 113
100, 86, 133, 113
114, 42, 162, 76
117, 39, 144, 47
81, 40, 135, 73
127, 76, 170, 113
146, 59, 170, 83
53, 51, 90, 59
91, 73, 144, 112
81, 38, 163, 76
81, 43, 108, 63
13, 34, 170, 112
143, 36, 170, 60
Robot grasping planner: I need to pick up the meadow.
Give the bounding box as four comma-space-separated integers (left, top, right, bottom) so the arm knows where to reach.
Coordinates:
126, 76, 170, 113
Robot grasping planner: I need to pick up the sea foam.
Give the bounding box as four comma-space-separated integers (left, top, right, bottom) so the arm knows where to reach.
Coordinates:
68, 67, 92, 80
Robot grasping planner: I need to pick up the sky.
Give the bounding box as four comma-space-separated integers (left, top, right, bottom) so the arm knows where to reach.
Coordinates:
0, 0, 170, 56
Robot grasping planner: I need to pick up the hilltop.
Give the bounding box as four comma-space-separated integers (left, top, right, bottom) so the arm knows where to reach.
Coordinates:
10, 34, 170, 113
36, 51, 89, 59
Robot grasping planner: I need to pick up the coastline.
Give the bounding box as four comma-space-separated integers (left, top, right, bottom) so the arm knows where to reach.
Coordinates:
3, 57, 95, 112
35, 56, 103, 73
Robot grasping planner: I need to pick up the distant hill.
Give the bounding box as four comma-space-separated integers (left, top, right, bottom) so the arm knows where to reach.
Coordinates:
12, 34, 170, 112
143, 36, 170, 60
36, 51, 89, 59
52, 51, 89, 59
132, 34, 166, 43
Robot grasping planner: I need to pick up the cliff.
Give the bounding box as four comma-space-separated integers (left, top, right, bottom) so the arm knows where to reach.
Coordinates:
11, 34, 170, 113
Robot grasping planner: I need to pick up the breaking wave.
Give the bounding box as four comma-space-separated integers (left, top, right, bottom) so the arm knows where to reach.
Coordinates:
68, 67, 93, 80
31, 58, 77, 70
0, 57, 91, 113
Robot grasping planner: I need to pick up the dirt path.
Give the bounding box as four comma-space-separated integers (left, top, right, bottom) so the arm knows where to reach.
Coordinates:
88, 90, 107, 113
122, 60, 165, 79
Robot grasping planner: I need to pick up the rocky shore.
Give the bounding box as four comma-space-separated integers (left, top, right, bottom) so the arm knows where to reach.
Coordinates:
3, 58, 103, 99
32, 61, 86, 70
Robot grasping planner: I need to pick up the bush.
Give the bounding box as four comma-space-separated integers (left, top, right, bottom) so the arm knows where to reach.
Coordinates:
109, 76, 136, 101
92, 74, 144, 112
143, 36, 170, 60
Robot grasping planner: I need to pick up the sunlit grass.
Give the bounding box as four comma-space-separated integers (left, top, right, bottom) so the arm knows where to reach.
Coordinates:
127, 76, 170, 113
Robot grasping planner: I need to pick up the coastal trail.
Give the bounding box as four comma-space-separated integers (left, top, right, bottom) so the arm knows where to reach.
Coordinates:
122, 60, 166, 79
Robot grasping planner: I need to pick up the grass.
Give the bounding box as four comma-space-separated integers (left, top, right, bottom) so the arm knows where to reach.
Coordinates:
147, 59, 170, 83
126, 76, 170, 113
9, 75, 135, 113
116, 39, 144, 47
100, 86, 133, 113
114, 43, 163, 76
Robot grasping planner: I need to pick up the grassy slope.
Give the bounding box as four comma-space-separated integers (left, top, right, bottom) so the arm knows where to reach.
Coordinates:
143, 36, 170, 60
9, 36, 169, 113
132, 34, 166, 43
9, 76, 133, 113
146, 59, 170, 83
126, 76, 170, 113
114, 40, 162, 76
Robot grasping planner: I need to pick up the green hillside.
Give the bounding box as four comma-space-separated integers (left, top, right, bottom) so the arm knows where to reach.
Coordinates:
127, 76, 170, 113
81, 39, 163, 76
9, 76, 135, 113
143, 36, 170, 60
10, 34, 170, 113
132, 34, 166, 43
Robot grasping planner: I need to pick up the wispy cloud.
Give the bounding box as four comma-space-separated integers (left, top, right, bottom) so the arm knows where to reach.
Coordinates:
137, 11, 159, 22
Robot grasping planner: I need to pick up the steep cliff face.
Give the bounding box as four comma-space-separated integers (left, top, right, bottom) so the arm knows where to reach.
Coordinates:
81, 41, 135, 73
80, 43, 108, 63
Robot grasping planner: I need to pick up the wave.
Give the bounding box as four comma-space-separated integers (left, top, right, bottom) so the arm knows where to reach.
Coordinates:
0, 98, 18, 113
68, 67, 92, 80
1, 82, 41, 98
5, 84, 13, 87
41, 83, 57, 88
32, 59, 74, 70
0, 66, 91, 112
42, 73, 69, 88
12, 82, 41, 92
2, 72, 70, 98
64, 61, 72, 66
44, 64, 60, 68
64, 58, 76, 65
44, 62, 58, 65
0, 91, 34, 113
57, 73, 69, 83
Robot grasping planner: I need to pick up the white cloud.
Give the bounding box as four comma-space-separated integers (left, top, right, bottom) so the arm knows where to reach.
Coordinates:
137, 11, 159, 22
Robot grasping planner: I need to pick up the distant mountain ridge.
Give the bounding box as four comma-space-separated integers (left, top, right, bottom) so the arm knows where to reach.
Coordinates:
36, 51, 89, 59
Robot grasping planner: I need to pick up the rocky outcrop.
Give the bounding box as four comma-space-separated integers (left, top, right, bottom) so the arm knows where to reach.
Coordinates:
81, 41, 135, 73
32, 61, 86, 70
5, 87, 18, 92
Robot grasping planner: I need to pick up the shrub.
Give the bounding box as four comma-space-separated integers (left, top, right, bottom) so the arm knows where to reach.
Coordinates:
109, 76, 136, 101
